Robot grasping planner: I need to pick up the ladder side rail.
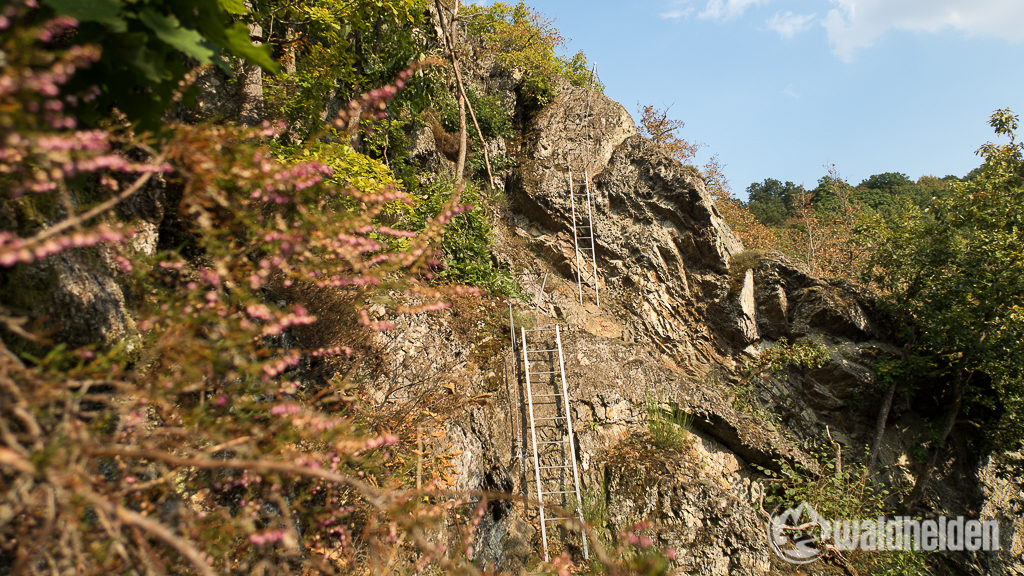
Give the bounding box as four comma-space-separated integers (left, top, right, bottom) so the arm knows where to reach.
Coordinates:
508, 304, 524, 473
555, 326, 589, 560
521, 327, 550, 561
568, 170, 584, 305
535, 272, 548, 310
584, 169, 600, 308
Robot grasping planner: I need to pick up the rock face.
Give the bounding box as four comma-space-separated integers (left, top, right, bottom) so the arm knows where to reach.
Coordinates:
0, 248, 133, 348
510, 89, 746, 367
602, 433, 771, 576
356, 296, 801, 576
978, 452, 1024, 575
0, 178, 168, 349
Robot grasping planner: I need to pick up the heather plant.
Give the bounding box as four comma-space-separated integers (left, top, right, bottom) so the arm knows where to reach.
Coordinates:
0, 9, 491, 574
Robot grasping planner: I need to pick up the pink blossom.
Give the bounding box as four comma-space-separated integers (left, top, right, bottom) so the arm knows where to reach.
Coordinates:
270, 403, 301, 415
249, 530, 287, 546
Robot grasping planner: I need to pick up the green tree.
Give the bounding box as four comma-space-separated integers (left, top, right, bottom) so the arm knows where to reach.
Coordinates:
257, 0, 432, 139
866, 109, 1024, 506
745, 178, 802, 226
462, 1, 599, 109
853, 171, 913, 212
811, 172, 854, 213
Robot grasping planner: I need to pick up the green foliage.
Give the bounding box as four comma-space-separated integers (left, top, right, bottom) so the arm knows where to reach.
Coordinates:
562, 50, 604, 92
581, 484, 612, 548
276, 140, 401, 194
866, 108, 1024, 449
42, 0, 277, 128
436, 184, 521, 296
755, 337, 832, 374
811, 173, 857, 213
645, 395, 692, 451
272, 140, 520, 297
758, 445, 928, 576
439, 86, 514, 140
463, 1, 601, 110
744, 178, 803, 226
259, 0, 432, 138
850, 171, 953, 214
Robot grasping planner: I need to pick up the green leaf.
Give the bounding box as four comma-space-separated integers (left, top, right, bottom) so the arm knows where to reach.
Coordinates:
218, 0, 249, 15
43, 0, 125, 31
223, 22, 280, 72
138, 8, 214, 63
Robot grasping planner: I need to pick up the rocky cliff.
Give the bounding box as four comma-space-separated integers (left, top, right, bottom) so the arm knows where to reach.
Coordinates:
6, 32, 1021, 576
352, 65, 1024, 574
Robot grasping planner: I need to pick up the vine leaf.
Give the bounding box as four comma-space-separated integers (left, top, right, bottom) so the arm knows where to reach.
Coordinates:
43, 0, 125, 31
139, 8, 215, 63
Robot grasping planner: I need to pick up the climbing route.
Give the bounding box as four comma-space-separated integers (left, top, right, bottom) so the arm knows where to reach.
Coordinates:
569, 169, 600, 307
519, 324, 588, 562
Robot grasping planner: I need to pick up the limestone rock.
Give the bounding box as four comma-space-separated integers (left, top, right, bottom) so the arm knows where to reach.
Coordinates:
511, 87, 745, 363
978, 451, 1024, 575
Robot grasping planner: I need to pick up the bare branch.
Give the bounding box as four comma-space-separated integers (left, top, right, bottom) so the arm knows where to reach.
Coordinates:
28, 156, 166, 246
79, 490, 216, 576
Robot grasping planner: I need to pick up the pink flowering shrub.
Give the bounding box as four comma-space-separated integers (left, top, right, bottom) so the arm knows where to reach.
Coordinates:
0, 7, 485, 575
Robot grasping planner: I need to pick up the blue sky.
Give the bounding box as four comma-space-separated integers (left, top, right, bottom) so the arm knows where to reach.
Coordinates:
477, 1, 1024, 199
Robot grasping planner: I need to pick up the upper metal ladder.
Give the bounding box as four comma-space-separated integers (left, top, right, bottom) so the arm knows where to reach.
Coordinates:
519, 324, 588, 562
568, 169, 600, 307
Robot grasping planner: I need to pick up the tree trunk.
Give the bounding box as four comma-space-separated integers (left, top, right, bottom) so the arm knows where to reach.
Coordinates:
282, 26, 296, 75
866, 378, 897, 475
904, 371, 964, 510
433, 0, 494, 187
455, 92, 467, 184
866, 340, 914, 476
238, 2, 264, 126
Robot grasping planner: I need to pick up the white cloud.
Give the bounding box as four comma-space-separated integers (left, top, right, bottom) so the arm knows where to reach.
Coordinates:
699, 0, 769, 21
659, 0, 694, 20
766, 11, 816, 38
825, 0, 1024, 61
782, 84, 801, 99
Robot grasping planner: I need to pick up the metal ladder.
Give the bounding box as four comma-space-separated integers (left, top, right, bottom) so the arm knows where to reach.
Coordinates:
568, 169, 600, 307
520, 325, 588, 562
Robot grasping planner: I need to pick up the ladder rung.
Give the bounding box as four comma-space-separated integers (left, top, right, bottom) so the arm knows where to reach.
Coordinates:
537, 465, 570, 470
524, 328, 557, 333
527, 349, 558, 353
535, 440, 567, 445
541, 490, 574, 495
530, 371, 558, 375
544, 517, 572, 522
532, 393, 563, 397
535, 416, 566, 421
